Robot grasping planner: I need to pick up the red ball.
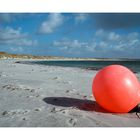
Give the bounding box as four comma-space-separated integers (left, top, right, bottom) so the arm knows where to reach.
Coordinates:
92, 65, 140, 113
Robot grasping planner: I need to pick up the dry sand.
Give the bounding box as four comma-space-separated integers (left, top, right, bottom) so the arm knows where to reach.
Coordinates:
0, 59, 140, 127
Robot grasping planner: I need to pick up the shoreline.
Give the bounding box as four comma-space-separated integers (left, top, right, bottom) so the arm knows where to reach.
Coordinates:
14, 59, 139, 74
15, 60, 102, 71
0, 59, 140, 126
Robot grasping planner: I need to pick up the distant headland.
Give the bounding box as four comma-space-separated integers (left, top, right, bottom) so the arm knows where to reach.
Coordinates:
0, 51, 140, 61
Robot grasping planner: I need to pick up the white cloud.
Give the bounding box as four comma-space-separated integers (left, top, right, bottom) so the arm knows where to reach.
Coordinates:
38, 13, 64, 34
53, 39, 89, 54
93, 30, 140, 58
52, 30, 140, 58
75, 14, 88, 23
54, 39, 86, 50
13, 39, 38, 46
0, 27, 26, 40
129, 39, 139, 46
95, 29, 120, 41
10, 46, 23, 52
95, 29, 104, 36
0, 27, 37, 47
108, 32, 120, 41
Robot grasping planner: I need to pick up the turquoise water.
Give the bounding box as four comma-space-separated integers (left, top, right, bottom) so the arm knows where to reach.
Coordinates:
31, 60, 140, 73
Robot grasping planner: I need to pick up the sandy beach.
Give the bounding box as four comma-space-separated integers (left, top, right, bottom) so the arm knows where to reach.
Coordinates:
0, 59, 140, 127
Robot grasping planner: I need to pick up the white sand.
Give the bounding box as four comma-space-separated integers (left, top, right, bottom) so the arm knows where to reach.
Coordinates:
0, 59, 140, 127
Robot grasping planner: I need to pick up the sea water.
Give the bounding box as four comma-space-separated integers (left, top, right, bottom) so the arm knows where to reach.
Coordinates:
31, 60, 140, 73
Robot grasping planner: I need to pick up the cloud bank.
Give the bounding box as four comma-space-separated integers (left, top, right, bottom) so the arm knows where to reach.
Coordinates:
38, 13, 64, 34
75, 13, 89, 23
52, 29, 140, 58
0, 27, 37, 46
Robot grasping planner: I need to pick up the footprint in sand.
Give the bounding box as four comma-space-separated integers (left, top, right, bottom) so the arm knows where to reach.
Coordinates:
22, 117, 28, 121
76, 93, 88, 99
67, 118, 77, 126
86, 116, 110, 127
56, 79, 72, 85
34, 108, 42, 112
50, 107, 56, 113
25, 89, 35, 93
2, 84, 36, 93
68, 111, 83, 117
65, 89, 77, 93
50, 107, 66, 114
1, 109, 30, 117
52, 77, 59, 80
50, 107, 81, 120
26, 94, 41, 98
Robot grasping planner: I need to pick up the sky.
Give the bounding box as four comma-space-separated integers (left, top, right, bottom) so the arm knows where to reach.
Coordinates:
0, 13, 140, 58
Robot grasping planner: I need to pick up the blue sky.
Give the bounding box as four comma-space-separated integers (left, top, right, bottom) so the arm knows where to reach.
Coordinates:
0, 13, 140, 58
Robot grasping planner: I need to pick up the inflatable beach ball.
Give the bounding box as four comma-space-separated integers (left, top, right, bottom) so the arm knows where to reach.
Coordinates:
92, 65, 140, 113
